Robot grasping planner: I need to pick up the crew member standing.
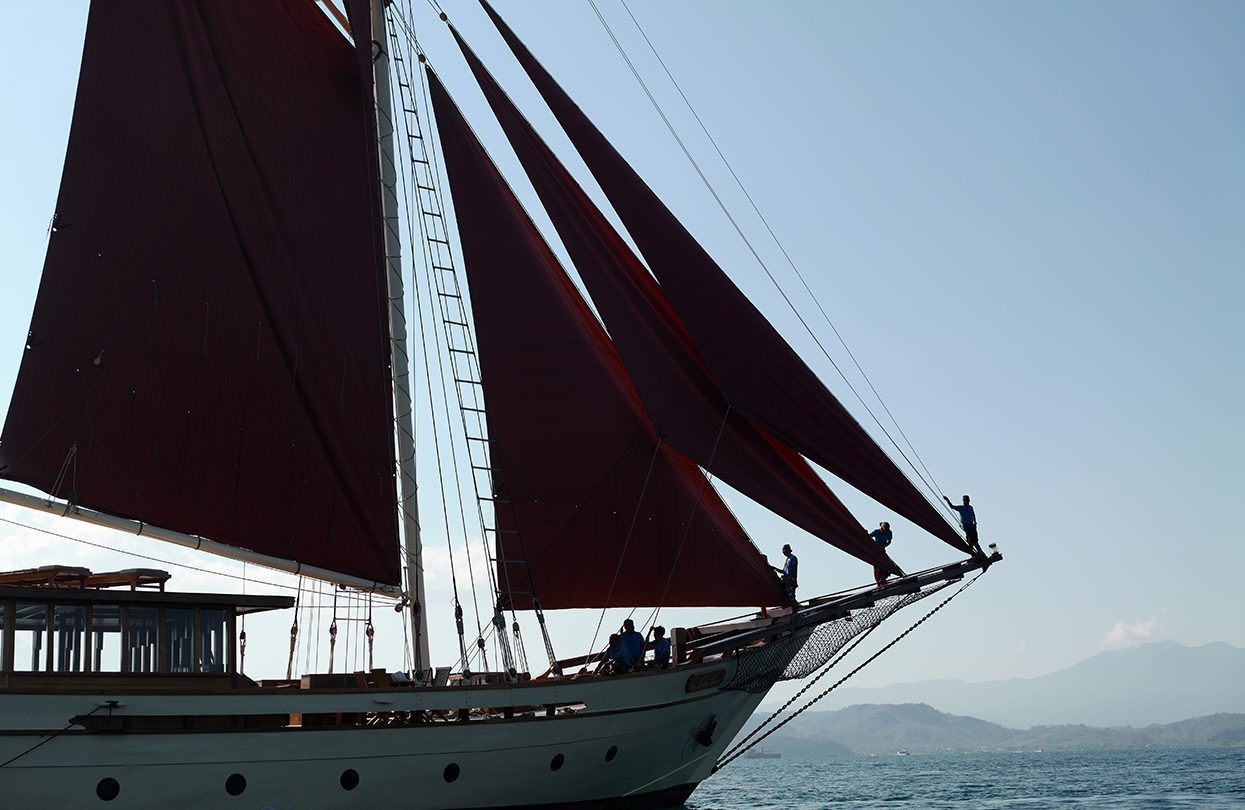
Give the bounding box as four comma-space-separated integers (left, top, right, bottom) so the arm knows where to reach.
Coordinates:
869, 521, 894, 587
944, 494, 984, 557
778, 544, 798, 601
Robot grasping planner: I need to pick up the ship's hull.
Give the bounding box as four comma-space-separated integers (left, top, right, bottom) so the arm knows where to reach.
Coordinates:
0, 658, 770, 809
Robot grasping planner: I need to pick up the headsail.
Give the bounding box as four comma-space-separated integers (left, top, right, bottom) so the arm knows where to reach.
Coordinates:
448, 28, 900, 576
427, 69, 785, 609
0, 2, 400, 585
480, 1, 969, 554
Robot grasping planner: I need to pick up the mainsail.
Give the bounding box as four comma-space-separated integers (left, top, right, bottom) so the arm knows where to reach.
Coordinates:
0, 2, 400, 585
448, 28, 900, 576
428, 70, 785, 609
480, 1, 970, 554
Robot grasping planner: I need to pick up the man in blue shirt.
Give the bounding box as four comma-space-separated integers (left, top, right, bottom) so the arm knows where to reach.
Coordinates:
618, 618, 645, 671
944, 494, 984, 557
597, 634, 626, 675
779, 544, 798, 601
652, 625, 671, 669
869, 521, 893, 587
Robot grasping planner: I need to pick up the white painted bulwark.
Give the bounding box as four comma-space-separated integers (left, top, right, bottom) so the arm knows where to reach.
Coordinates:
0, 661, 763, 809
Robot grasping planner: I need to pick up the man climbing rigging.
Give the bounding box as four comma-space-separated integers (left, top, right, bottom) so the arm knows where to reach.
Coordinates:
944, 494, 985, 558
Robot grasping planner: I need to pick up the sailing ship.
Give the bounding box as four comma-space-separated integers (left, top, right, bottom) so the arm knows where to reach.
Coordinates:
0, 2, 1000, 807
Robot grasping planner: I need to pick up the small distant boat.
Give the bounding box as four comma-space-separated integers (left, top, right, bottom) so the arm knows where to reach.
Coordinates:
896, 748, 910, 756
744, 748, 783, 760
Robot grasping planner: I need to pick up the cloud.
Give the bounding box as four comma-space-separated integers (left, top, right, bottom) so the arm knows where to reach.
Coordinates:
1102, 617, 1158, 649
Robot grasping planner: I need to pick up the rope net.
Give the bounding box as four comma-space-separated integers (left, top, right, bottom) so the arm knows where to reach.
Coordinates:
724, 581, 953, 694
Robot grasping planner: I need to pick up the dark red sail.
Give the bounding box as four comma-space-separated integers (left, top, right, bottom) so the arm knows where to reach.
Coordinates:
0, 1, 400, 584
449, 28, 900, 576
480, 1, 968, 553
428, 69, 785, 609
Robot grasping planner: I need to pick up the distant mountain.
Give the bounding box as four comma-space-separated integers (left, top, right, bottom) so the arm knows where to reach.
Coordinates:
806, 641, 1245, 727
743, 703, 1245, 756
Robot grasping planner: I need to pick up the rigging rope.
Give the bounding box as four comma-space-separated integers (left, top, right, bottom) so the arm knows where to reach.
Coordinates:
585, 437, 665, 663
286, 576, 302, 681
0, 701, 115, 770
239, 562, 248, 674
393, 8, 565, 676
715, 569, 985, 771
390, 3, 494, 673
587, 1, 953, 517
644, 403, 736, 630
393, 8, 519, 630
616, 0, 952, 509
366, 595, 375, 671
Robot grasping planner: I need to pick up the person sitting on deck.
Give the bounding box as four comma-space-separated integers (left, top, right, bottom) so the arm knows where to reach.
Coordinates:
618, 618, 645, 671
869, 521, 894, 587
596, 634, 626, 675
652, 625, 671, 669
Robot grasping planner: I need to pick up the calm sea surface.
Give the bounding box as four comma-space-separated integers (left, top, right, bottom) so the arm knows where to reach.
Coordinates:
683, 748, 1245, 809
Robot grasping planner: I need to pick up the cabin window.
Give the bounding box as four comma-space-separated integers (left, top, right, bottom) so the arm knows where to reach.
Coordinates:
92, 605, 123, 672
12, 602, 49, 672
198, 609, 228, 673
128, 606, 159, 673
52, 604, 87, 673
163, 608, 195, 673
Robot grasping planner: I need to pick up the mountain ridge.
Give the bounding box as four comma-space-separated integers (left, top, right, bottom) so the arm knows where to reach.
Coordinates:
792, 641, 1245, 727
741, 703, 1245, 756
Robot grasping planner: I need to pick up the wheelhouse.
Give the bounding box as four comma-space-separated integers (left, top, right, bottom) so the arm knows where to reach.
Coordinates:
0, 566, 292, 689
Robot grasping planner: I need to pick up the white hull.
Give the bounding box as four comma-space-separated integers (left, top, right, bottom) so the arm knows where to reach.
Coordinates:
0, 659, 768, 809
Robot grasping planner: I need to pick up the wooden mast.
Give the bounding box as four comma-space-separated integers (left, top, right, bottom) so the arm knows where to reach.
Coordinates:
369, 0, 430, 670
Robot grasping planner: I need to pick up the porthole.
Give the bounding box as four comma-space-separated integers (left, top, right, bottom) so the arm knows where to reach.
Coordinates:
96, 778, 120, 801
340, 769, 360, 791
605, 745, 618, 762
225, 773, 246, 796
443, 763, 460, 783
550, 753, 565, 771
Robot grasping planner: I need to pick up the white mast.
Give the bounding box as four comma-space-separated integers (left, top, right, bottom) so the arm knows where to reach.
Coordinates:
370, 0, 430, 669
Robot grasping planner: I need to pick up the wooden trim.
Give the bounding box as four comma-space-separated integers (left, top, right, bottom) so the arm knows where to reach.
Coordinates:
84, 603, 93, 673
1, 672, 235, 691
192, 605, 202, 674
43, 602, 52, 673
226, 611, 237, 674
0, 585, 292, 611
121, 604, 130, 675
317, 0, 351, 34
1, 600, 12, 672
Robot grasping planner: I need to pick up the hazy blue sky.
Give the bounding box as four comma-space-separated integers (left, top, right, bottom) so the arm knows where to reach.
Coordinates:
0, 1, 1241, 702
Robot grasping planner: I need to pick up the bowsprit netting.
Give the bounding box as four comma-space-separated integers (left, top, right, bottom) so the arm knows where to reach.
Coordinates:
724, 581, 953, 694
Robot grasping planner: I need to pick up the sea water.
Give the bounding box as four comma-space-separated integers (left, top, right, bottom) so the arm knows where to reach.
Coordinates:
683, 748, 1245, 808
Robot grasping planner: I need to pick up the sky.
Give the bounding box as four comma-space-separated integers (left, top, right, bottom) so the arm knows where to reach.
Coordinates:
0, 1, 1242, 706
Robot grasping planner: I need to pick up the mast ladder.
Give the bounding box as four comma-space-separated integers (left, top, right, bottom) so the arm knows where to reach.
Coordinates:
386, 16, 545, 678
